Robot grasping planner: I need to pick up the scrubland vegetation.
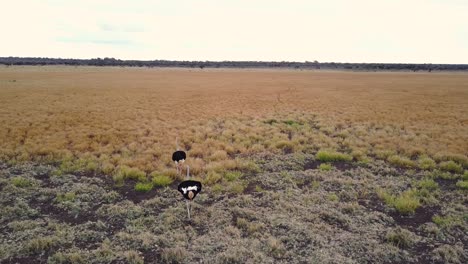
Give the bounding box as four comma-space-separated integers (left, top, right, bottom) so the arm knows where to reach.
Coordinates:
0, 66, 467, 263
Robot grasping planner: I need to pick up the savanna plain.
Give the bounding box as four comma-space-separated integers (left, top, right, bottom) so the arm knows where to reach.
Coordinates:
0, 66, 467, 263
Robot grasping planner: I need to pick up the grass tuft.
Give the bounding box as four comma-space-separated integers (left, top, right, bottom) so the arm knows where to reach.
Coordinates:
11, 176, 32, 188
386, 228, 414, 248
134, 182, 153, 192
455, 180, 468, 190
418, 156, 436, 170
439, 161, 463, 174
377, 188, 421, 214
224, 171, 243, 182
319, 163, 333, 171
151, 174, 173, 187
316, 150, 352, 162
387, 155, 415, 168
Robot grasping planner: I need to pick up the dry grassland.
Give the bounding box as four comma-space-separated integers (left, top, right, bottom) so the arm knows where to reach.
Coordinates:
0, 66, 467, 180
1, 66, 467, 263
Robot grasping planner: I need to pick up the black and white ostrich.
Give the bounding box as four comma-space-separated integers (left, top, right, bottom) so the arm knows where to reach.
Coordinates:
172, 137, 186, 176
177, 165, 202, 220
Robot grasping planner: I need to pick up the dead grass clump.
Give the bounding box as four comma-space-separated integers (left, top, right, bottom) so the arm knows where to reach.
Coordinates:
114, 165, 147, 182
209, 150, 228, 161
25, 236, 60, 254
123, 250, 144, 264
316, 150, 352, 162
161, 247, 187, 263
228, 182, 246, 194
431, 244, 465, 264
385, 228, 414, 248
48, 251, 87, 264
266, 237, 286, 259
204, 171, 223, 186
275, 140, 296, 154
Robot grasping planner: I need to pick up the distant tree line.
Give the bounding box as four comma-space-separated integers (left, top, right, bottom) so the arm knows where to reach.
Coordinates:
0, 57, 467, 71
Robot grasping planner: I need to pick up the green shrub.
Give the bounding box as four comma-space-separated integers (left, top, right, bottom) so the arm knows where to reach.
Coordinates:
161, 247, 187, 263
432, 215, 463, 229
463, 171, 468, 180
434, 153, 468, 167
418, 156, 436, 170
56, 192, 76, 202
319, 163, 333, 171
224, 171, 243, 182
11, 176, 32, 188
377, 188, 420, 214
393, 190, 421, 214
134, 182, 153, 192
327, 193, 339, 202
417, 178, 438, 191
455, 180, 468, 190
439, 161, 463, 174
387, 155, 415, 168
151, 174, 173, 187
316, 150, 352, 162
431, 170, 459, 180
212, 184, 224, 193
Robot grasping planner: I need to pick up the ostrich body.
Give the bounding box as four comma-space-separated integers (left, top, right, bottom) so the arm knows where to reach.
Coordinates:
172, 137, 186, 175
177, 165, 202, 220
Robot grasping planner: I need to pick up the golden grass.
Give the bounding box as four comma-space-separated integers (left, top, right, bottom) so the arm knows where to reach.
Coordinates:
1, 66, 467, 179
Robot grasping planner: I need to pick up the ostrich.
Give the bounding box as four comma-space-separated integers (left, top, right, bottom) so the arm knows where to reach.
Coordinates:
172, 137, 186, 176
177, 165, 202, 220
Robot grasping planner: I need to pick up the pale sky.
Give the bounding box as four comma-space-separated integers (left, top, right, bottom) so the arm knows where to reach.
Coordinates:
1, 0, 467, 63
